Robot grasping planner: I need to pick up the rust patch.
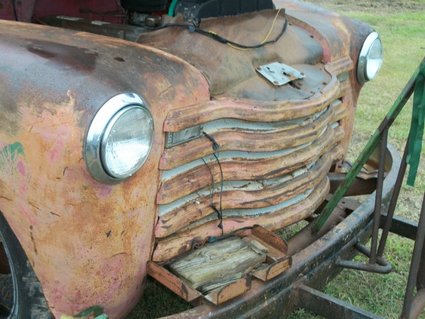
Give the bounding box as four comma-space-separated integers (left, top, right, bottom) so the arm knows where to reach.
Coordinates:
27, 40, 98, 73
29, 225, 38, 255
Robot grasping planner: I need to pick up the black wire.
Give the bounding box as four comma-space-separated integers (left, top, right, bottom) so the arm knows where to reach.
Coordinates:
212, 152, 224, 234
201, 157, 223, 234
11, 0, 18, 21
203, 131, 220, 151
195, 18, 288, 49
202, 132, 224, 235
151, 13, 288, 50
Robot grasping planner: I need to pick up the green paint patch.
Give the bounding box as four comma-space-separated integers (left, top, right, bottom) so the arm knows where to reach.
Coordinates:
0, 142, 24, 167
2, 143, 24, 160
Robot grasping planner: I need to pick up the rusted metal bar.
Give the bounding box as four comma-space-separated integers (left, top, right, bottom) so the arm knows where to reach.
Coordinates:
312, 58, 425, 233
380, 214, 417, 241
336, 243, 392, 274
377, 139, 410, 257
295, 284, 383, 319
369, 128, 388, 263
287, 201, 351, 255
401, 194, 425, 319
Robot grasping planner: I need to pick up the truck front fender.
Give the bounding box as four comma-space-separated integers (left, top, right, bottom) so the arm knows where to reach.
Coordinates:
0, 20, 209, 318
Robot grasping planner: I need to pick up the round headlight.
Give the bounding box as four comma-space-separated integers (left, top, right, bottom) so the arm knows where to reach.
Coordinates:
357, 32, 383, 84
85, 93, 154, 183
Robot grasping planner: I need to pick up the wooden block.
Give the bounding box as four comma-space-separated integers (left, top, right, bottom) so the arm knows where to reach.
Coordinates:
205, 277, 250, 305
147, 261, 202, 302
252, 225, 288, 254
253, 257, 292, 281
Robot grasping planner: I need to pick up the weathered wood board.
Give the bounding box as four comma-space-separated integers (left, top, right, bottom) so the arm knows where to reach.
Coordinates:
168, 237, 266, 293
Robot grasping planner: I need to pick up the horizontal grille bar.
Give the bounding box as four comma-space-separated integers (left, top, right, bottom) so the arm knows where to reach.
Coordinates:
157, 125, 343, 204
156, 153, 334, 238
153, 177, 330, 263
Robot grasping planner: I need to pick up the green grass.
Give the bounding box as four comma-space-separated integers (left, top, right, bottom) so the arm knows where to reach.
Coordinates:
128, 279, 192, 318
129, 3, 425, 318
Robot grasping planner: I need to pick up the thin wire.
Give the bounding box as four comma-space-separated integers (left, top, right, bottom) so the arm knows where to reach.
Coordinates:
202, 132, 224, 235
208, 9, 282, 53
201, 157, 223, 234
212, 152, 224, 232
226, 43, 249, 51
150, 9, 287, 50
261, 8, 282, 44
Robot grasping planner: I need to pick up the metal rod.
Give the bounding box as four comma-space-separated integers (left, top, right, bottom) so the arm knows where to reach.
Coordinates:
370, 128, 388, 264
401, 193, 425, 318
377, 139, 410, 257
336, 243, 392, 274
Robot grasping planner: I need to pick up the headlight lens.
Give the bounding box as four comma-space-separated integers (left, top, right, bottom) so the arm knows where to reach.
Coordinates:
357, 32, 383, 84
102, 106, 153, 179
85, 93, 154, 183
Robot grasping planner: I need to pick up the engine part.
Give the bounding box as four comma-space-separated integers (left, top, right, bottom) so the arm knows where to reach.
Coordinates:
121, 0, 168, 12
175, 0, 274, 22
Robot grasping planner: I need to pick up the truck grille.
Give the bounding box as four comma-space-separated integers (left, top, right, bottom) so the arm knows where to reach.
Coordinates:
154, 60, 352, 263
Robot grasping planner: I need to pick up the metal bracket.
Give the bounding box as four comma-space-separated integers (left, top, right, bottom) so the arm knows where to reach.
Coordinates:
256, 62, 305, 86
336, 242, 392, 274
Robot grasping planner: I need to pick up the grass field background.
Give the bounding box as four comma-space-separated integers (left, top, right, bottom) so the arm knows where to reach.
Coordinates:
129, 1, 425, 318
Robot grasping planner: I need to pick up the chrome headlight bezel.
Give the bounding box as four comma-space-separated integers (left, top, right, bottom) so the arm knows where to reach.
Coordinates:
357, 31, 383, 84
84, 93, 154, 184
